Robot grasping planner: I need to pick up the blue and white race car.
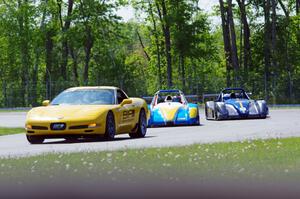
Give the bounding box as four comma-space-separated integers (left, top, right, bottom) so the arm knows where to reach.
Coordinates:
205, 88, 269, 120
148, 90, 200, 127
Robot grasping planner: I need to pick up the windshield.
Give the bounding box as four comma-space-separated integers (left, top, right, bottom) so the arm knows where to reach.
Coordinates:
51, 89, 115, 105
152, 91, 187, 105
222, 89, 249, 101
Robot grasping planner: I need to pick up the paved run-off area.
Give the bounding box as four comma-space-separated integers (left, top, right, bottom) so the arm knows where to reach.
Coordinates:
0, 109, 299, 158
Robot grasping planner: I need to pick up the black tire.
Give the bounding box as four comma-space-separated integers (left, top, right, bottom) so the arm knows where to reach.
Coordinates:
129, 109, 147, 138
26, 135, 44, 144
214, 109, 220, 121
205, 105, 209, 120
104, 111, 116, 140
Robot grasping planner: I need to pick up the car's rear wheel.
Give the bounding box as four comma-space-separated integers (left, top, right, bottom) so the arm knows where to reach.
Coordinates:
104, 111, 115, 140
26, 135, 44, 144
129, 109, 147, 138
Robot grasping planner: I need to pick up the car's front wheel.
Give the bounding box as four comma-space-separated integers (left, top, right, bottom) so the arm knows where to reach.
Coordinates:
129, 109, 147, 138
104, 111, 116, 140
26, 135, 45, 144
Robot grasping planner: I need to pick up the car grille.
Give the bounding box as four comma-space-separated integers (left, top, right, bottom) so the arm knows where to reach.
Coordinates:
69, 125, 89, 130
32, 126, 48, 130
50, 123, 66, 130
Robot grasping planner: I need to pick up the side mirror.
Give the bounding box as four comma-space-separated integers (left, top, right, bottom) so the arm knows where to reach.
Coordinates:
121, 99, 132, 106
42, 100, 50, 106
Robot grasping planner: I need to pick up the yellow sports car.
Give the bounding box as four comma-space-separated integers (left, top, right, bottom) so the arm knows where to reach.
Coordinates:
25, 86, 149, 144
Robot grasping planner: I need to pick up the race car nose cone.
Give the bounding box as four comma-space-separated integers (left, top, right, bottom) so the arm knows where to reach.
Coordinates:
240, 107, 247, 112
160, 107, 179, 121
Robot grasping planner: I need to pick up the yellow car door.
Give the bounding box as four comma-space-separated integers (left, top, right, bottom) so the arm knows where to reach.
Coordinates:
116, 90, 135, 133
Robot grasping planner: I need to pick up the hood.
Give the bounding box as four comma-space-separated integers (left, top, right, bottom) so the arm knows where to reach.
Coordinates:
225, 99, 250, 113
27, 105, 113, 121
154, 102, 184, 121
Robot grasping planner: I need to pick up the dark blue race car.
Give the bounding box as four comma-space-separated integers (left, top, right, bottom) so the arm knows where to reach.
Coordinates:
205, 88, 269, 120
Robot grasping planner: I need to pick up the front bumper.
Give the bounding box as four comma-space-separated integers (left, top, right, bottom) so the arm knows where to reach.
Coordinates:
26, 120, 106, 136
149, 117, 200, 127
217, 113, 267, 120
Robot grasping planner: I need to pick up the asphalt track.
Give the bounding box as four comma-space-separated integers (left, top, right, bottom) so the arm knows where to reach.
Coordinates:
0, 109, 299, 158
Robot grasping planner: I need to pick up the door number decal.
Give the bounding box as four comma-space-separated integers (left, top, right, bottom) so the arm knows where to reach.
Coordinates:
123, 110, 135, 120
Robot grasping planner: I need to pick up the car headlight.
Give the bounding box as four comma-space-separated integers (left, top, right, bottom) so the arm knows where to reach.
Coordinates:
88, 123, 97, 128
26, 124, 32, 130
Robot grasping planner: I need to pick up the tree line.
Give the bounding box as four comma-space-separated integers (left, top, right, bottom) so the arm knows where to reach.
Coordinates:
0, 0, 299, 107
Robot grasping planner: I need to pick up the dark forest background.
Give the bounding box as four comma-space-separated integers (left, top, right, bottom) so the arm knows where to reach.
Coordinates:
0, 0, 299, 107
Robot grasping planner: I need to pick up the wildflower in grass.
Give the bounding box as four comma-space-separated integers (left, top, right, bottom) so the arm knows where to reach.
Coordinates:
65, 164, 70, 170
238, 168, 245, 173
175, 154, 180, 159
107, 153, 112, 157
54, 160, 60, 164
162, 163, 171, 167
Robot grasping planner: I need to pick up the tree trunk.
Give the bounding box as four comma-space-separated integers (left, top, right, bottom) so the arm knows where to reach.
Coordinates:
237, 0, 251, 84
83, 25, 93, 85
148, 0, 162, 88
136, 29, 151, 61
227, 0, 240, 87
45, 29, 54, 99
18, 0, 30, 106
156, 0, 172, 88
69, 45, 79, 86
59, 0, 74, 81
219, 0, 232, 87
278, 0, 293, 103
296, 0, 300, 44
263, 0, 271, 101
32, 0, 47, 106
179, 53, 186, 91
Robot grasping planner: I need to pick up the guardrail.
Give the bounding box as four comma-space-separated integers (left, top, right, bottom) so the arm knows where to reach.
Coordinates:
268, 104, 300, 108
0, 107, 32, 112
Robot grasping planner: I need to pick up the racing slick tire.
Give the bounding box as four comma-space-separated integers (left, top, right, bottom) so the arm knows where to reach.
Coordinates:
104, 111, 116, 140
26, 135, 45, 144
129, 109, 147, 138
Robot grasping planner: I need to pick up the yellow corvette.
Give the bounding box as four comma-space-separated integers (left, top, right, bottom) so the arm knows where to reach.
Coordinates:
25, 86, 149, 144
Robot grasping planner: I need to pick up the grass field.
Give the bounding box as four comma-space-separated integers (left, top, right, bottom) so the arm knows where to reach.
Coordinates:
1, 137, 300, 183
0, 127, 24, 136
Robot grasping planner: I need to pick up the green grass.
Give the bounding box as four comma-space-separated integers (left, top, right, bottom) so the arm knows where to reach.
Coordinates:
0, 127, 24, 136
1, 137, 300, 183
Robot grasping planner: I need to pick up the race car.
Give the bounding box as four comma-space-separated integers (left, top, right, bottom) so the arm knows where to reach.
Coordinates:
147, 90, 200, 127
205, 88, 269, 120
25, 86, 149, 144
